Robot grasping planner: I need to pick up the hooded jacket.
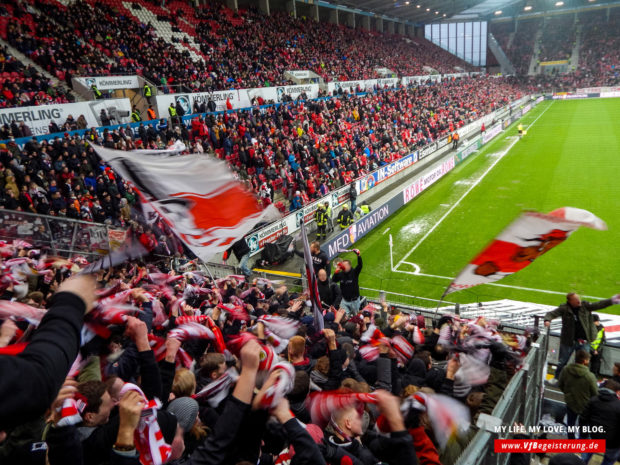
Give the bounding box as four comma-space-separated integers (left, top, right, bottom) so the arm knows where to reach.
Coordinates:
558, 363, 598, 414
580, 387, 620, 448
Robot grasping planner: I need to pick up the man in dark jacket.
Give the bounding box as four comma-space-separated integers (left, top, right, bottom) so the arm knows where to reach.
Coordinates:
333, 250, 362, 315
544, 292, 619, 382
558, 350, 598, 440
349, 183, 357, 213
223, 237, 252, 278
580, 379, 620, 465
317, 269, 342, 309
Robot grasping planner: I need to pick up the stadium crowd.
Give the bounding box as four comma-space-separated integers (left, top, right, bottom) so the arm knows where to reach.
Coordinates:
1, 0, 474, 105
0, 75, 522, 223
0, 233, 618, 465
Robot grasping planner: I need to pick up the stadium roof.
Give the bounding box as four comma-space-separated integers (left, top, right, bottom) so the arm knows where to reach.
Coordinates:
326, 0, 620, 23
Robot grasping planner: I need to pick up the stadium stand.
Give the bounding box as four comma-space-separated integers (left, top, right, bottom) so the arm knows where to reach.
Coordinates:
538, 15, 576, 62
0, 76, 522, 224
2, 2, 620, 465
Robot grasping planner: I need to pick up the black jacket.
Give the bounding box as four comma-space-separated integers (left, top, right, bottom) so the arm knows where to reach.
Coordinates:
332, 255, 362, 301
317, 278, 342, 309
580, 388, 620, 448
226, 238, 251, 261
294, 249, 330, 276
0, 292, 84, 431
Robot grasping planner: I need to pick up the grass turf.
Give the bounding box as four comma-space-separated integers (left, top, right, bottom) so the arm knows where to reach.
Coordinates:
340, 99, 620, 313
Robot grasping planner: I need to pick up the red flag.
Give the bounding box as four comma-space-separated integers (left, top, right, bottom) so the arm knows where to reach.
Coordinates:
445, 208, 606, 294
91, 145, 278, 262
226, 98, 233, 110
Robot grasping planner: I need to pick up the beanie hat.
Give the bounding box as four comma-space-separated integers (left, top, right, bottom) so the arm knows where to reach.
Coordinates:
167, 397, 199, 433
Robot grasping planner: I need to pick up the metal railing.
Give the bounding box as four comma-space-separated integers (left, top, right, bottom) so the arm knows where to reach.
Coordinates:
454, 331, 549, 465
0, 210, 120, 258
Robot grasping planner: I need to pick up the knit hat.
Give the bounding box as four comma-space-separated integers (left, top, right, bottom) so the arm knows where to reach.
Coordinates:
167, 397, 199, 433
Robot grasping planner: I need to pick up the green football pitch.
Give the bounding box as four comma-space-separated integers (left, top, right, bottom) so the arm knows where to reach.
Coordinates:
341, 98, 620, 313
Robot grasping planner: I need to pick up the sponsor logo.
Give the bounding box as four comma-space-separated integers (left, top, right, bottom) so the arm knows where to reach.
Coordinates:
403, 158, 455, 204
327, 205, 390, 257
174, 95, 191, 114
482, 124, 502, 144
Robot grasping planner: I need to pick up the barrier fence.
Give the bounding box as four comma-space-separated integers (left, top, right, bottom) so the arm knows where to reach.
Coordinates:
0, 210, 118, 258
454, 331, 549, 465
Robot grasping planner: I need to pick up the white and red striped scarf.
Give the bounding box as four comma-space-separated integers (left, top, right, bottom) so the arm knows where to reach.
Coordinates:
257, 362, 295, 409
391, 335, 414, 367
56, 393, 88, 427
258, 315, 300, 340
192, 368, 239, 407
119, 383, 171, 465
0, 300, 47, 326
306, 391, 377, 428
174, 315, 208, 325
401, 392, 470, 449
168, 322, 215, 342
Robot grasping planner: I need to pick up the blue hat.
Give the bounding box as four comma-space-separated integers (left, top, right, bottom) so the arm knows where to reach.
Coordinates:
324, 312, 335, 322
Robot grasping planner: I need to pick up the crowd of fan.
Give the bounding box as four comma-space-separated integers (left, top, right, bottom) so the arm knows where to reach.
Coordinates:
0, 75, 522, 223
2, 0, 474, 105
3, 237, 614, 465
538, 15, 576, 63
576, 10, 620, 88
0, 44, 71, 108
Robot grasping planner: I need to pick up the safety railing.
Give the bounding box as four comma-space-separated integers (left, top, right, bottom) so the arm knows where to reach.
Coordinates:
0, 210, 120, 258
454, 331, 549, 465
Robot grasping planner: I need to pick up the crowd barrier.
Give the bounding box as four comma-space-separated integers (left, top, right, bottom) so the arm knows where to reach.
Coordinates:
0, 210, 123, 257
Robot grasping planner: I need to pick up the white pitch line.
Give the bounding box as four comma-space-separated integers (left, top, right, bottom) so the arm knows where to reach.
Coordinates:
395, 137, 519, 269
395, 101, 554, 270
526, 101, 554, 129
383, 228, 390, 235
393, 267, 605, 299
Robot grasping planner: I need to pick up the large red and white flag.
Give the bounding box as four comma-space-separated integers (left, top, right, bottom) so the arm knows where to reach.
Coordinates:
92, 145, 278, 262
445, 207, 606, 294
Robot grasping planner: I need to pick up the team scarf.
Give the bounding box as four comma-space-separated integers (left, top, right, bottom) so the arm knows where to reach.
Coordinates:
217, 303, 249, 322
118, 383, 171, 465
192, 368, 239, 407
148, 334, 193, 368
168, 322, 215, 342
257, 362, 295, 409
258, 315, 300, 339
226, 332, 276, 371
0, 300, 47, 326
56, 393, 88, 427
358, 326, 414, 366
306, 391, 378, 428
401, 392, 470, 450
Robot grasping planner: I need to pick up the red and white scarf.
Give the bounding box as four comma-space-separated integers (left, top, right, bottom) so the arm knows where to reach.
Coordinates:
257, 362, 295, 409
192, 368, 239, 407
118, 383, 171, 465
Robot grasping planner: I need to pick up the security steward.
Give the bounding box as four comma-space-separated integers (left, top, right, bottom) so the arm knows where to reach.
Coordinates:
130, 106, 142, 123
143, 83, 152, 104
91, 84, 103, 99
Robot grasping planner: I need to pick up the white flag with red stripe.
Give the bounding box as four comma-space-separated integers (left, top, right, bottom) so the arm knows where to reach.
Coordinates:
91, 145, 279, 262
445, 207, 606, 295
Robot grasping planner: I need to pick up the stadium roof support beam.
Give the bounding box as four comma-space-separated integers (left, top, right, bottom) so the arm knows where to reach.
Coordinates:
376, 17, 383, 32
